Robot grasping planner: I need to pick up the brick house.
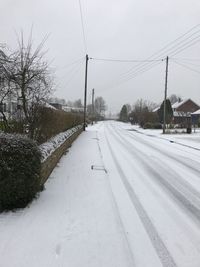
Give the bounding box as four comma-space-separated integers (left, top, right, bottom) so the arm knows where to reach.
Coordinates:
172, 99, 200, 126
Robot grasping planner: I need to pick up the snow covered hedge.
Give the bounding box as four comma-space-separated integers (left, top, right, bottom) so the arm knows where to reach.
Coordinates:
0, 134, 41, 211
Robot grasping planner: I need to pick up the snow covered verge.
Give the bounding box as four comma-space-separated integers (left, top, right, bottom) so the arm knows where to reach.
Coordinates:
39, 125, 83, 162
118, 122, 200, 150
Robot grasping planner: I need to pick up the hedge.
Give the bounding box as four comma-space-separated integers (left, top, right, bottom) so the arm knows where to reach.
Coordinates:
34, 107, 83, 144
0, 134, 41, 211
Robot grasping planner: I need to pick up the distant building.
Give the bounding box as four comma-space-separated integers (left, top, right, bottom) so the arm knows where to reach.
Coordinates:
191, 109, 200, 125
172, 99, 200, 125
152, 98, 200, 127
62, 105, 84, 113
48, 102, 63, 110
152, 107, 160, 113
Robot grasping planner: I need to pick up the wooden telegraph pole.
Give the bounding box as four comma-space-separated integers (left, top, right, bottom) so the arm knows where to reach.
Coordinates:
163, 56, 169, 134
83, 54, 89, 131
92, 88, 94, 124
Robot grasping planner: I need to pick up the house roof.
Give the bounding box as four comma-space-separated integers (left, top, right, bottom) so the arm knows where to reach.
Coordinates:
172, 98, 200, 109
44, 102, 57, 110
172, 99, 189, 109
191, 109, 200, 115
152, 107, 160, 112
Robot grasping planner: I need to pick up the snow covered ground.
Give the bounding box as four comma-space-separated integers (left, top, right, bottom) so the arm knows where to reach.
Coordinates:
1, 120, 200, 267
125, 123, 200, 150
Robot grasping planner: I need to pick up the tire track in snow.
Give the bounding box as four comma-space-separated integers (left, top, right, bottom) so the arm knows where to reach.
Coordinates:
112, 124, 200, 201
105, 129, 177, 267
95, 130, 136, 267
109, 124, 200, 224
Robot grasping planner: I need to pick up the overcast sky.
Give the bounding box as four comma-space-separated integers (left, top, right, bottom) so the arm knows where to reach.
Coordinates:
1, 0, 200, 112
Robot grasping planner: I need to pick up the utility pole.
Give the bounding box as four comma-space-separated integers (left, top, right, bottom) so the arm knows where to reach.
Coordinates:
92, 88, 94, 124
83, 54, 89, 131
163, 56, 169, 134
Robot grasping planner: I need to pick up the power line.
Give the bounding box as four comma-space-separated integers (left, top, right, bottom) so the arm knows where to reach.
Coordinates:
171, 57, 200, 62
173, 59, 200, 67
62, 60, 84, 88
171, 59, 200, 75
58, 58, 84, 79
89, 57, 163, 63
99, 24, 200, 90
98, 61, 163, 93
58, 56, 85, 71
114, 24, 200, 80
119, 25, 200, 79
156, 29, 200, 57
147, 24, 200, 59
78, 0, 87, 54
170, 36, 200, 57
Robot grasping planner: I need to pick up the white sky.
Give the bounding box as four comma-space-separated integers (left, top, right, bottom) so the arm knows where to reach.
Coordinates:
1, 0, 200, 113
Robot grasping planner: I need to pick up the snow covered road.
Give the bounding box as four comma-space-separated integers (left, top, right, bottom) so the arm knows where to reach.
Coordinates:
99, 121, 200, 267
1, 120, 200, 267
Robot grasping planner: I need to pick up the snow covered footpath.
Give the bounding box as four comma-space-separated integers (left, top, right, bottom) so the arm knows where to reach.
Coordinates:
0, 124, 133, 267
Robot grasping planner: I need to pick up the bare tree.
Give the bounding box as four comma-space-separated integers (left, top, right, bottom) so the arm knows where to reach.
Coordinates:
130, 99, 158, 126
73, 99, 83, 108
0, 47, 14, 130
7, 33, 53, 137
94, 96, 106, 117
169, 94, 182, 105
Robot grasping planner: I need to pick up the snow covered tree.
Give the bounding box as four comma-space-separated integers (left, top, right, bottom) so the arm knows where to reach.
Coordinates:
158, 99, 173, 124
119, 105, 128, 122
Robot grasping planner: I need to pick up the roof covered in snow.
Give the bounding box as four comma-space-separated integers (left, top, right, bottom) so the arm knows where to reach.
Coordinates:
172, 99, 189, 109
44, 102, 57, 110
191, 109, 200, 115
172, 99, 199, 110
152, 107, 160, 112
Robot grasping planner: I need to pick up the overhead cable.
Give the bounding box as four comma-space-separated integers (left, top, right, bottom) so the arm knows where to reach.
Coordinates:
57, 57, 85, 72
89, 57, 163, 63
171, 59, 200, 75
101, 24, 200, 89
78, 0, 87, 54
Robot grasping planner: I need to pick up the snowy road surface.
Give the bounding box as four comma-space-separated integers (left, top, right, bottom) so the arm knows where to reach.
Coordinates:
1, 121, 200, 267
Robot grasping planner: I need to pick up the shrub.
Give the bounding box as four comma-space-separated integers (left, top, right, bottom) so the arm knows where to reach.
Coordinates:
0, 134, 41, 211
143, 122, 162, 129
143, 122, 153, 129
153, 123, 162, 129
